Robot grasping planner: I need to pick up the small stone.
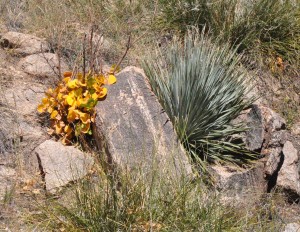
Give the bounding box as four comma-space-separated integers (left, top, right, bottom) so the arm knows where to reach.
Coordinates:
34, 140, 94, 193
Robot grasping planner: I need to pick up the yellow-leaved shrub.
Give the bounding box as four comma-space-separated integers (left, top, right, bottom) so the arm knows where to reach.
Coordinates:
37, 69, 117, 145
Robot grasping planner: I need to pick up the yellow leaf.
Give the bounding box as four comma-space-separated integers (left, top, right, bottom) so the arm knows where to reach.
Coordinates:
64, 124, 72, 135
63, 77, 71, 84
79, 112, 90, 124
37, 104, 46, 113
81, 122, 90, 134
57, 93, 63, 101
67, 79, 79, 89
66, 95, 75, 106
54, 121, 63, 134
67, 109, 78, 122
108, 74, 117, 85
99, 87, 107, 98
50, 110, 58, 119
96, 74, 105, 85
42, 97, 49, 104
47, 107, 54, 114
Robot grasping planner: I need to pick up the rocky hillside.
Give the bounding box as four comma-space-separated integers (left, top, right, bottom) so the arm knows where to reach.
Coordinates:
0, 28, 299, 231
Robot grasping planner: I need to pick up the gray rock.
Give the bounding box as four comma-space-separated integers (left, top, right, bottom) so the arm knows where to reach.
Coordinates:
18, 53, 67, 78
211, 162, 266, 201
277, 141, 300, 196
0, 77, 47, 168
34, 140, 94, 193
245, 104, 286, 151
0, 31, 49, 56
264, 147, 283, 177
283, 223, 300, 232
93, 66, 192, 179
245, 105, 264, 151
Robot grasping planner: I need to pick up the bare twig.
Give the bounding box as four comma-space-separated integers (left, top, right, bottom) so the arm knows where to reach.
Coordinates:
83, 34, 87, 79
113, 35, 131, 74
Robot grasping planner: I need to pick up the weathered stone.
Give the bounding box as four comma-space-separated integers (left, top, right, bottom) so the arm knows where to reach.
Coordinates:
283, 223, 300, 232
93, 66, 192, 179
0, 31, 49, 56
211, 162, 266, 201
245, 105, 265, 151
264, 147, 283, 177
18, 53, 68, 78
2, 81, 46, 116
34, 140, 94, 193
277, 141, 300, 196
232, 104, 286, 152
0, 166, 16, 201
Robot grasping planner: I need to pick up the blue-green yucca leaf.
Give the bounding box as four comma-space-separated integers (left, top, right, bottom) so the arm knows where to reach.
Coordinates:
143, 30, 256, 168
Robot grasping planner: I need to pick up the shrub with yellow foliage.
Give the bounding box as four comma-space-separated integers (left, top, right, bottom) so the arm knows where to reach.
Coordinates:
37, 70, 117, 145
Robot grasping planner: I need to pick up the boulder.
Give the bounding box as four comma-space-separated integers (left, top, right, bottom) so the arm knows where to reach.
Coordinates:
277, 141, 300, 197
34, 140, 94, 193
93, 66, 192, 179
18, 53, 68, 78
0, 31, 49, 56
211, 162, 266, 201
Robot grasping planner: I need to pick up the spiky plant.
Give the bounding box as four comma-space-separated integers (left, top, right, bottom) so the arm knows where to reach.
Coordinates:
143, 31, 256, 171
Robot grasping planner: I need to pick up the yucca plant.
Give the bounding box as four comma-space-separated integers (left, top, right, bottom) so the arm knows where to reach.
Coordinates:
143, 30, 256, 171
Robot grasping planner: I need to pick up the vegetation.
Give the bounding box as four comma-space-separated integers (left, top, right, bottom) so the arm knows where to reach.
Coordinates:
156, 0, 300, 64
143, 31, 255, 170
30, 164, 283, 231
37, 70, 116, 144
0, 0, 299, 231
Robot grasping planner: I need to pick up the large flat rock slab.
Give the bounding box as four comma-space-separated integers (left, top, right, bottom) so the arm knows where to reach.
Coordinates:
34, 140, 94, 193
94, 66, 192, 179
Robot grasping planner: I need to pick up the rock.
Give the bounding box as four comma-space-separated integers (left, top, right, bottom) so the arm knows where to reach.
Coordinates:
211, 162, 266, 201
283, 223, 300, 232
93, 66, 192, 179
18, 53, 68, 78
2, 81, 46, 116
264, 147, 283, 177
0, 77, 48, 167
291, 122, 300, 136
277, 141, 300, 197
0, 31, 49, 56
34, 140, 94, 193
245, 105, 265, 151
245, 104, 286, 151
0, 166, 16, 201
